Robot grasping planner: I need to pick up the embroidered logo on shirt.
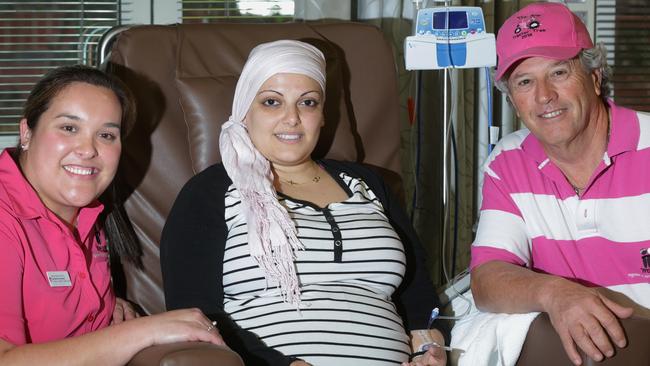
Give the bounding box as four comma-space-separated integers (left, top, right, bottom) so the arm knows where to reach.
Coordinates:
93, 229, 109, 258
641, 248, 650, 273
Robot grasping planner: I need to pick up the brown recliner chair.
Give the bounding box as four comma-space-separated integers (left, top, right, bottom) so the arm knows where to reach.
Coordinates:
104, 22, 403, 365
517, 312, 650, 366
105, 22, 650, 366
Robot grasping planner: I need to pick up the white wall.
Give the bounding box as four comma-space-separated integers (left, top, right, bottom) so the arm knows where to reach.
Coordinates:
0, 136, 18, 150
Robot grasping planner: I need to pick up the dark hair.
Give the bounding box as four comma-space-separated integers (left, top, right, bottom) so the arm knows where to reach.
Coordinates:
101, 177, 143, 268
21, 65, 135, 142
20, 65, 141, 266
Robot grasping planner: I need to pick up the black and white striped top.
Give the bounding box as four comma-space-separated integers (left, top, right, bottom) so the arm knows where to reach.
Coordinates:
222, 172, 410, 365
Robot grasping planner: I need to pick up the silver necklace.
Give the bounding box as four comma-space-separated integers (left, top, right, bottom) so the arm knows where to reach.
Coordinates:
572, 185, 583, 196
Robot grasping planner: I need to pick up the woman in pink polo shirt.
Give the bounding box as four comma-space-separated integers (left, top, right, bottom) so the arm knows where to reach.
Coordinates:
0, 65, 225, 365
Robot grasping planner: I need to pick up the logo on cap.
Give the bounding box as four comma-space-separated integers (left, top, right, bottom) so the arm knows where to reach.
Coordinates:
513, 13, 544, 39
495, 2, 594, 81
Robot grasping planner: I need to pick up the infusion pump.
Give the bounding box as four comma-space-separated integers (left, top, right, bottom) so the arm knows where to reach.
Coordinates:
405, 7, 496, 70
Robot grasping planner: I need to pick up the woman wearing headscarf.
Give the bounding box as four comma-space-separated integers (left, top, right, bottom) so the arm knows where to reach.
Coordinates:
161, 40, 448, 366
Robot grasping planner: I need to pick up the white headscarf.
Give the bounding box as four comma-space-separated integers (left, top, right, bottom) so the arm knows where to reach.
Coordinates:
218, 40, 326, 306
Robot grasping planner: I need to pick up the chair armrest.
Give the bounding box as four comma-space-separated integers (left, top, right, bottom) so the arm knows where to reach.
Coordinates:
517, 313, 650, 366
126, 342, 244, 366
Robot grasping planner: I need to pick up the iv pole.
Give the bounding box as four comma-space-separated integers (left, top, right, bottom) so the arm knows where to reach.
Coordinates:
411, 0, 454, 283
407, 0, 496, 284
441, 0, 452, 283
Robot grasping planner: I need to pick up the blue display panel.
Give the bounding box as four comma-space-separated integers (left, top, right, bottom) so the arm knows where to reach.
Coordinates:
415, 7, 486, 39
433, 11, 469, 30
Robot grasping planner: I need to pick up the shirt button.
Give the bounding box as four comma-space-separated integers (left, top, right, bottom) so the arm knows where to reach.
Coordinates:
87, 314, 94, 322
334, 240, 342, 246
332, 227, 339, 232
79, 272, 87, 279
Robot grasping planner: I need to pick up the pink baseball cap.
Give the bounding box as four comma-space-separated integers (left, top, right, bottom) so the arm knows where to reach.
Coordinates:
495, 2, 593, 81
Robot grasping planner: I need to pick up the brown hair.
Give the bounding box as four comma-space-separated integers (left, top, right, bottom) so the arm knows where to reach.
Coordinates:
21, 65, 135, 147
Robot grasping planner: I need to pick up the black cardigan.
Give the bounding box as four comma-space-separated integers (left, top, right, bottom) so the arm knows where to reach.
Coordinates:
161, 159, 448, 366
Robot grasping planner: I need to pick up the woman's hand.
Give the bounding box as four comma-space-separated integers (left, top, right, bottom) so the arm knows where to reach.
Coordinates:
137, 308, 226, 347
404, 328, 447, 366
0, 308, 226, 366
290, 361, 312, 366
111, 297, 140, 324
402, 347, 447, 366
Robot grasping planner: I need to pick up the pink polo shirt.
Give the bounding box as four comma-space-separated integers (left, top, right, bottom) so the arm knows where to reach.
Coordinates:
0, 149, 115, 345
472, 101, 650, 308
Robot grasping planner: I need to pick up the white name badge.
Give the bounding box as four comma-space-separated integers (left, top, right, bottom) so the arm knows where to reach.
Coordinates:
46, 271, 72, 287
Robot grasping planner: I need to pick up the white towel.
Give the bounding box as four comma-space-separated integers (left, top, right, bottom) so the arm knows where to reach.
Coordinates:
450, 290, 539, 366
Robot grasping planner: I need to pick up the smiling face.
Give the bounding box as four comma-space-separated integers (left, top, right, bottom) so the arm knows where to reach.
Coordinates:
19, 81, 122, 224
244, 73, 324, 169
507, 56, 603, 149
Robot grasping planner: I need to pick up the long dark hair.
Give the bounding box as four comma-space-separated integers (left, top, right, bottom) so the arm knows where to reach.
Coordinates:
19, 65, 142, 266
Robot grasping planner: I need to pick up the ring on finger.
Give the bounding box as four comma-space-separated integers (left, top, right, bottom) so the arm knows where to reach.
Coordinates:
207, 320, 217, 332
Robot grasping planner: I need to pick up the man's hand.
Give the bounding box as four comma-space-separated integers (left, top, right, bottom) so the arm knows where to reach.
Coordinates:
541, 278, 634, 365
472, 261, 635, 366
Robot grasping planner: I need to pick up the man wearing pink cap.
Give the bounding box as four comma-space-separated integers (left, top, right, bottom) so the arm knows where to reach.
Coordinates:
470, 2, 649, 366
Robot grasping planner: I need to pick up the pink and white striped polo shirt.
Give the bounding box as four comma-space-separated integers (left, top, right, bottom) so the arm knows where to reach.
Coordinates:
471, 101, 650, 308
